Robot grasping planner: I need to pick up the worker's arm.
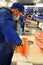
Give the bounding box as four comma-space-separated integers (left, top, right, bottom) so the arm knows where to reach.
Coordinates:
2, 24, 22, 46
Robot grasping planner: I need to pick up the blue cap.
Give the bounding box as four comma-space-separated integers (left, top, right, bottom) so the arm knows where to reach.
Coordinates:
11, 3, 24, 14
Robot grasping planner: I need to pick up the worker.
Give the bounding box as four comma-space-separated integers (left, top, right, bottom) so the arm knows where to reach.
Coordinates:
0, 3, 24, 65
11, 3, 24, 31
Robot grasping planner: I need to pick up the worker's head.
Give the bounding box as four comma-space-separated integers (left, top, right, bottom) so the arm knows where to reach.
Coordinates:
11, 3, 24, 17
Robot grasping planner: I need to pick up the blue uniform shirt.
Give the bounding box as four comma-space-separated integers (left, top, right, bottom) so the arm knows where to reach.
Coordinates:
0, 7, 22, 52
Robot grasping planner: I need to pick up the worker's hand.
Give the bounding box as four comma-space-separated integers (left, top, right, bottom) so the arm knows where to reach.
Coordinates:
21, 40, 23, 46
21, 43, 23, 46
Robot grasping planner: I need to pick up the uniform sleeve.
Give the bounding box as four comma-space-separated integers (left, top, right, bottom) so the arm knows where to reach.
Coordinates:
2, 23, 22, 46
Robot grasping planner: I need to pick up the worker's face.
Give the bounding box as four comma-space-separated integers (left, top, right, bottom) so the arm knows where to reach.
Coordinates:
11, 8, 23, 17
0, 5, 2, 8
11, 8, 19, 17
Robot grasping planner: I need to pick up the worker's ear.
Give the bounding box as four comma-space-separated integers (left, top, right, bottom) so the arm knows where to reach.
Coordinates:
0, 5, 2, 8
